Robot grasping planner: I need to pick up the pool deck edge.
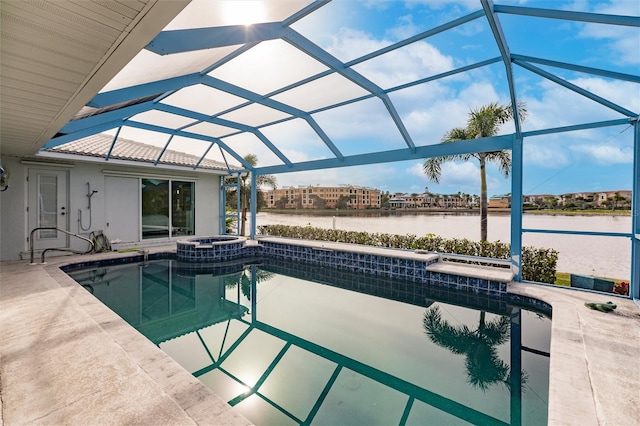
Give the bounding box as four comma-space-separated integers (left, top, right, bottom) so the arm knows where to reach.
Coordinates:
0, 247, 253, 426
508, 282, 640, 426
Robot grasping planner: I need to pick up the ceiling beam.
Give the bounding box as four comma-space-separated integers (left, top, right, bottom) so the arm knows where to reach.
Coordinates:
515, 60, 638, 117
145, 0, 332, 56
255, 134, 514, 175
348, 10, 485, 67
494, 4, 640, 27
481, 0, 523, 138
125, 120, 252, 169
511, 54, 640, 83
521, 118, 633, 138
88, 73, 201, 108
282, 28, 416, 153
146, 22, 287, 55
200, 75, 344, 161
156, 103, 293, 167
60, 100, 157, 134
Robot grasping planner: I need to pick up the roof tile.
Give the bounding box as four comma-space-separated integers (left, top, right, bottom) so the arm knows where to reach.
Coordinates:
47, 134, 240, 172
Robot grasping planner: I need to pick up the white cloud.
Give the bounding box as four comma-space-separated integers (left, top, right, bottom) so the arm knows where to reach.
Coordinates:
326, 27, 455, 88
570, 77, 639, 114
407, 0, 480, 12
576, 1, 640, 65
398, 80, 506, 144
407, 162, 427, 179
439, 161, 480, 186
406, 160, 503, 194
275, 163, 399, 190
569, 144, 634, 165
523, 139, 570, 168
518, 75, 637, 172
313, 98, 406, 147
522, 77, 638, 132
386, 14, 421, 40
352, 41, 455, 89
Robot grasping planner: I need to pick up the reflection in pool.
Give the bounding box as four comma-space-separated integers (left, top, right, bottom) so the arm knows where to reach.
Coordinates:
67, 258, 550, 426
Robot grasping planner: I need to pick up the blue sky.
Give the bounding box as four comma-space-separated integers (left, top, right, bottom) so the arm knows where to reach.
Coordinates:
278, 0, 640, 194
270, 0, 639, 196
98, 0, 639, 197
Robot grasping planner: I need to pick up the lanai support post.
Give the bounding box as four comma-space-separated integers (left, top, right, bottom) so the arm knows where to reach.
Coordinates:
510, 135, 523, 281
632, 119, 640, 303
219, 176, 226, 234
510, 308, 522, 426
250, 172, 257, 239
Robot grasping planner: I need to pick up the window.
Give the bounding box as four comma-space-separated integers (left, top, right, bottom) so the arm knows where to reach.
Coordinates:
142, 179, 195, 240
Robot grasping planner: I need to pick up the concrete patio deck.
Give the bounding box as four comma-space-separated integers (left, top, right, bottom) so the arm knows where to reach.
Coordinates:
1, 247, 638, 425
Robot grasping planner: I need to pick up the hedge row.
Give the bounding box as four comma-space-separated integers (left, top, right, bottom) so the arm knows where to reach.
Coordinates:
258, 224, 558, 284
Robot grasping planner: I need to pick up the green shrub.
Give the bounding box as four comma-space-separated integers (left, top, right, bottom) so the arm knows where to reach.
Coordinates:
259, 224, 557, 284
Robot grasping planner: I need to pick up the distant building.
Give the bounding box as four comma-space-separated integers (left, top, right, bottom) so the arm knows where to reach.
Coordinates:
596, 190, 632, 207
387, 193, 468, 209
522, 191, 631, 210
264, 184, 381, 209
488, 194, 510, 208
524, 194, 554, 203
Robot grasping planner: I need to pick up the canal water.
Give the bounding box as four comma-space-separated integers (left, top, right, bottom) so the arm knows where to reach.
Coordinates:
255, 211, 632, 281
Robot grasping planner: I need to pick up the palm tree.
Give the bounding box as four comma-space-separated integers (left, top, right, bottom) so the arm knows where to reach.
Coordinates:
225, 266, 275, 300
423, 102, 526, 241
227, 154, 277, 236
423, 305, 526, 392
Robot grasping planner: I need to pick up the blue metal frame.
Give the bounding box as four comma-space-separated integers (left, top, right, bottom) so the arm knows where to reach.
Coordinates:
494, 4, 640, 27
255, 134, 514, 175
250, 173, 257, 239
282, 28, 416, 152
482, 0, 523, 137
632, 120, 640, 302
515, 61, 637, 117
44, 2, 640, 293
510, 137, 523, 280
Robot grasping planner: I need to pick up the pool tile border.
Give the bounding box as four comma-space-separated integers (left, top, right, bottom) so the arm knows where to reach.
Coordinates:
257, 237, 510, 296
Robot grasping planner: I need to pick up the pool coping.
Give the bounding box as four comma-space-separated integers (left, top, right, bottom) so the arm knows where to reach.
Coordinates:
1, 242, 639, 425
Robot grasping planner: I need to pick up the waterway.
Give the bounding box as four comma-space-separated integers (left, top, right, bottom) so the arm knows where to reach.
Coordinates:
255, 211, 632, 281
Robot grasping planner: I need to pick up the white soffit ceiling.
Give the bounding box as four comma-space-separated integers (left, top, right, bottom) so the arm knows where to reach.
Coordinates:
0, 0, 190, 157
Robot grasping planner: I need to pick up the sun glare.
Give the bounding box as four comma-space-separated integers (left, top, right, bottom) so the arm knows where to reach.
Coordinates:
221, 1, 268, 26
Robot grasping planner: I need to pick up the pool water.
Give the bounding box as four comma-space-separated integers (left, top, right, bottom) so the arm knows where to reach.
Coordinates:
67, 258, 551, 426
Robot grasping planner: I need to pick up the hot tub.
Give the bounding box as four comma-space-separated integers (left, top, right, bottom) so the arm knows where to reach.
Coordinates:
176, 235, 247, 262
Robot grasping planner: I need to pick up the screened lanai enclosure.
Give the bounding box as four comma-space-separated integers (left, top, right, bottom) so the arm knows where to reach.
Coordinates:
40, 0, 640, 300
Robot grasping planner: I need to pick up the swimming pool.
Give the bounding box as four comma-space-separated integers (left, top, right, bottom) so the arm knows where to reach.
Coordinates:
67, 257, 550, 426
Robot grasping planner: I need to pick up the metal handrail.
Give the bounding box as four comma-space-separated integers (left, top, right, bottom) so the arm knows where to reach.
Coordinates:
29, 227, 95, 264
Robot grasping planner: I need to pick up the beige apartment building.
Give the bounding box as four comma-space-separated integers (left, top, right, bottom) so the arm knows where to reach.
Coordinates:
264, 185, 381, 209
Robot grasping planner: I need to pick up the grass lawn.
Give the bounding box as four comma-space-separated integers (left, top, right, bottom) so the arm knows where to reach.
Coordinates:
555, 272, 628, 294
555, 272, 571, 286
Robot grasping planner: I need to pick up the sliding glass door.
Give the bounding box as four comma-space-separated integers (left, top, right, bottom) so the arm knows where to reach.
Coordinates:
142, 179, 194, 239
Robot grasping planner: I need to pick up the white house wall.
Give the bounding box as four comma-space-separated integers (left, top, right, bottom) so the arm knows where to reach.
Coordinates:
0, 156, 28, 261
0, 155, 221, 261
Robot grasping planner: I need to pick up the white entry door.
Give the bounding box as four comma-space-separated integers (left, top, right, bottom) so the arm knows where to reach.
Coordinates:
28, 168, 68, 249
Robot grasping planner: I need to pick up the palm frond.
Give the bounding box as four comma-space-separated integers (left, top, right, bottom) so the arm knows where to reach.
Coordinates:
443, 126, 474, 142
423, 157, 443, 183
484, 150, 511, 177
243, 153, 259, 167
423, 307, 474, 354
257, 174, 278, 189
